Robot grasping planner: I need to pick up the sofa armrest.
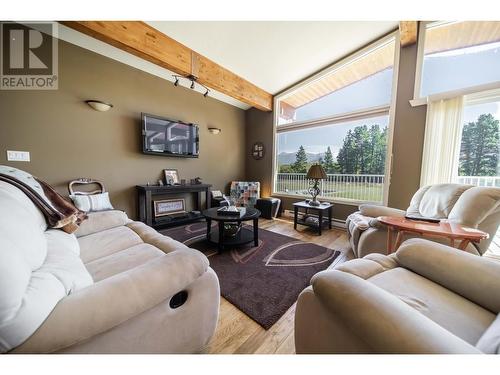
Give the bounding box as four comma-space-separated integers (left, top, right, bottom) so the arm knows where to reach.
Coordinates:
12, 248, 209, 353
311, 270, 480, 353
395, 238, 500, 313
359, 204, 406, 219
74, 210, 131, 238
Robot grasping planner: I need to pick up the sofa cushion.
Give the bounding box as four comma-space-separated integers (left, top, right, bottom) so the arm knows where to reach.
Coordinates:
476, 313, 500, 354
74, 210, 130, 238
126, 221, 191, 254
368, 267, 495, 345
85, 243, 165, 282
78, 225, 143, 263
42, 229, 93, 292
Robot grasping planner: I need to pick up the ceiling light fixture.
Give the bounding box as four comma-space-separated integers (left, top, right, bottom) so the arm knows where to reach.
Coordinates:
171, 74, 210, 99
85, 100, 113, 112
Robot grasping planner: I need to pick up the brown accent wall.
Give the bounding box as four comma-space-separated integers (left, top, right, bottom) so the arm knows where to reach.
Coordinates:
387, 42, 427, 209
0, 40, 246, 219
245, 108, 274, 197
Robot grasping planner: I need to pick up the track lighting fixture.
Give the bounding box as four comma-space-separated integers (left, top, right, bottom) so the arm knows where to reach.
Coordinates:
171, 74, 210, 99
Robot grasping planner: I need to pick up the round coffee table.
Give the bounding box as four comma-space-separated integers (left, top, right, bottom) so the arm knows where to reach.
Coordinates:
202, 207, 261, 251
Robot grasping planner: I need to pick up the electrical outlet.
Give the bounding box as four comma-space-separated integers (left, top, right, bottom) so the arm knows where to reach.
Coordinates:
6, 150, 30, 162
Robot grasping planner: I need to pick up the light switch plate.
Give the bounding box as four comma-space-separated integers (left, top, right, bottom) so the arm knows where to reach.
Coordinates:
6, 150, 30, 162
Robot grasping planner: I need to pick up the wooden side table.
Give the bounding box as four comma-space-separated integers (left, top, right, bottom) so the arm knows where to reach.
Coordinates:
378, 216, 489, 253
293, 201, 333, 235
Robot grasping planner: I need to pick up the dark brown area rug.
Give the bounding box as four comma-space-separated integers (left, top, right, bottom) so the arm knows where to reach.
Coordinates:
161, 221, 341, 329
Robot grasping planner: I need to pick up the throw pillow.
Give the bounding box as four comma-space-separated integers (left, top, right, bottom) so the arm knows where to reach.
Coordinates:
70, 192, 114, 212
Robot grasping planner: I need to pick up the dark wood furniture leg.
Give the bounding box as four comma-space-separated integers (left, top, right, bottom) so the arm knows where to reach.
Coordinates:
218, 221, 224, 251
138, 190, 146, 223
294, 206, 298, 230
145, 190, 152, 227
206, 187, 211, 209
206, 218, 212, 241
318, 210, 323, 235
197, 190, 202, 211
253, 217, 259, 247
328, 206, 332, 229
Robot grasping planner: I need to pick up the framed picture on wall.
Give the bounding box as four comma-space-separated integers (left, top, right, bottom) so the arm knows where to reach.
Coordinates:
164, 169, 180, 185
251, 142, 265, 160
154, 198, 186, 217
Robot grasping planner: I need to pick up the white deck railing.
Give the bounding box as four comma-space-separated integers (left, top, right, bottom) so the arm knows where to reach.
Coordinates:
456, 176, 500, 187
275, 174, 500, 203
275, 173, 385, 203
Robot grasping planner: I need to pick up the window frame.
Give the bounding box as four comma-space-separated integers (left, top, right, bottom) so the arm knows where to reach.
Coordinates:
271, 31, 400, 206
412, 21, 500, 106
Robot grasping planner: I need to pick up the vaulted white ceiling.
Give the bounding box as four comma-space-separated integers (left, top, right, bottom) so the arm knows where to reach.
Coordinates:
60, 21, 398, 109
146, 21, 398, 95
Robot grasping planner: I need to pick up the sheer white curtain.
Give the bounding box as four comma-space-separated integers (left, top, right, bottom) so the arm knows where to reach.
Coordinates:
420, 96, 465, 186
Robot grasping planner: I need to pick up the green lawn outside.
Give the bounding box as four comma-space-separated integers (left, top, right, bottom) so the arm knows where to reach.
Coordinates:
276, 179, 384, 202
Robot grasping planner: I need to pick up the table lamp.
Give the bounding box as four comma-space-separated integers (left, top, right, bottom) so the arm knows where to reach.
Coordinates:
306, 164, 327, 206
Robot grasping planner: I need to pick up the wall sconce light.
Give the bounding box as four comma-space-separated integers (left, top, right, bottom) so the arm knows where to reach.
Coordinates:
208, 127, 221, 135
85, 100, 113, 112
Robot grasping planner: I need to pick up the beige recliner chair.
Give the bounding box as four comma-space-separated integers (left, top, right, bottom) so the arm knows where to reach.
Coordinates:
295, 238, 500, 354
346, 184, 500, 258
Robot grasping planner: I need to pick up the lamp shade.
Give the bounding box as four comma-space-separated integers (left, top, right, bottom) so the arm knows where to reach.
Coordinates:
306, 164, 327, 179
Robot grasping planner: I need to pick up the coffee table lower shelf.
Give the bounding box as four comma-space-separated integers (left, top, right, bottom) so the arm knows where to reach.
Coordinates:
206, 227, 257, 251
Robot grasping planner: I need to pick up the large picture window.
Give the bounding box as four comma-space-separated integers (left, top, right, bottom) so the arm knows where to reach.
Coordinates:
416, 21, 500, 100
456, 96, 500, 186
274, 34, 397, 203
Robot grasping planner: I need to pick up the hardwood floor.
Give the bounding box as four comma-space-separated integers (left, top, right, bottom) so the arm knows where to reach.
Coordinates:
202, 217, 351, 354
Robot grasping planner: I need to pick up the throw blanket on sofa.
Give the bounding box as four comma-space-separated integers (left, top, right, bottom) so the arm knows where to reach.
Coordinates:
0, 166, 86, 233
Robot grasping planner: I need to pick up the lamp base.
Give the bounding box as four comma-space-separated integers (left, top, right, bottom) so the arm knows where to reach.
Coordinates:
308, 199, 321, 206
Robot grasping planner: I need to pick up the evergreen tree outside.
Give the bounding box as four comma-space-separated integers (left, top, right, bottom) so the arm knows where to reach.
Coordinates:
337, 125, 387, 174
292, 145, 308, 173
323, 146, 336, 173
459, 113, 499, 176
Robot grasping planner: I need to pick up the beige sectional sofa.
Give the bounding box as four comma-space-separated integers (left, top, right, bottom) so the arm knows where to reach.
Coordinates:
0, 181, 219, 353
295, 238, 500, 354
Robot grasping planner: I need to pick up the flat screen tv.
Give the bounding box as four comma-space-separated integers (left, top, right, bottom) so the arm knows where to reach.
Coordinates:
142, 113, 199, 158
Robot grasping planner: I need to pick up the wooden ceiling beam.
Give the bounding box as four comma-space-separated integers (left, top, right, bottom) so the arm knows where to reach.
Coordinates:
60, 21, 273, 111
399, 21, 418, 47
